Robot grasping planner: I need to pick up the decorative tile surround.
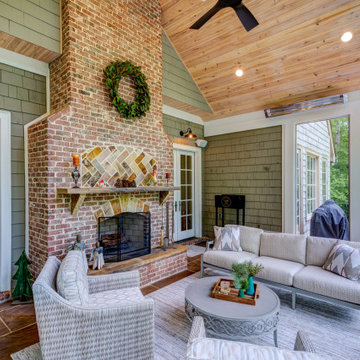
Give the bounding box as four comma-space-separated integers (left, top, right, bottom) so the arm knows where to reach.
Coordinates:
81, 145, 157, 188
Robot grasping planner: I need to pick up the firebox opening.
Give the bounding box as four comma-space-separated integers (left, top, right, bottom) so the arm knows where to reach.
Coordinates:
98, 212, 151, 262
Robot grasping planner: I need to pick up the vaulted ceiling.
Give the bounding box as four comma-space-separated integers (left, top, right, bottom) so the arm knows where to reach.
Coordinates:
159, 0, 360, 121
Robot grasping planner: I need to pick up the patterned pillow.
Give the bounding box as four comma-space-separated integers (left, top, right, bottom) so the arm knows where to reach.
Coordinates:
57, 251, 89, 305
213, 226, 242, 251
323, 244, 360, 280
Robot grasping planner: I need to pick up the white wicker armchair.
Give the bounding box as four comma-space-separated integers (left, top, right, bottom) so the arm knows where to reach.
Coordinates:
33, 256, 154, 360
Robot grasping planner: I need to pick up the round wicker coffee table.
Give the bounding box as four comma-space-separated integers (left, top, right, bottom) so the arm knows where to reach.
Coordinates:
185, 276, 280, 346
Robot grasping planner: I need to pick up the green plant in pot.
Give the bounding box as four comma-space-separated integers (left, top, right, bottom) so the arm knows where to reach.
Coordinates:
239, 278, 249, 298
246, 261, 264, 296
231, 263, 249, 289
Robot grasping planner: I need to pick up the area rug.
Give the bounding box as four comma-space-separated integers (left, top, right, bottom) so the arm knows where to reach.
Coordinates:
11, 272, 360, 359
186, 244, 205, 258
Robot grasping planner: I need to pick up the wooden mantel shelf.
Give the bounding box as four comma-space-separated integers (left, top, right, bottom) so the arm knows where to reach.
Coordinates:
57, 186, 180, 215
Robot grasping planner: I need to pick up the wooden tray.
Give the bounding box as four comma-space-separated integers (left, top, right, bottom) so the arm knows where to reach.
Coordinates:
211, 278, 260, 305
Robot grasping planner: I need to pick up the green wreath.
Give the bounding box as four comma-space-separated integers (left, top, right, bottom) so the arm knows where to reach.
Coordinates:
104, 60, 150, 119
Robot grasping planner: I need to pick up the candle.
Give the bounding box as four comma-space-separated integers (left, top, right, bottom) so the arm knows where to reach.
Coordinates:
73, 154, 79, 166
166, 173, 171, 179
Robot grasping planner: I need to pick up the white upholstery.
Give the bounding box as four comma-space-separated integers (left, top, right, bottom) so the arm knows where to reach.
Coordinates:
203, 250, 257, 270
187, 338, 323, 360
306, 236, 337, 266
226, 225, 263, 255
260, 233, 307, 264
293, 265, 360, 304
56, 251, 89, 306
88, 287, 144, 308
256, 256, 304, 286
337, 240, 360, 250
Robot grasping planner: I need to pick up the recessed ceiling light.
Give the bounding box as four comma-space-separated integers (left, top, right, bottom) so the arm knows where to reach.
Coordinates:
235, 69, 244, 77
341, 31, 353, 42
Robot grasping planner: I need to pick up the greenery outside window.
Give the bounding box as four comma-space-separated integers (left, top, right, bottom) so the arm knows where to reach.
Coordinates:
306, 155, 317, 216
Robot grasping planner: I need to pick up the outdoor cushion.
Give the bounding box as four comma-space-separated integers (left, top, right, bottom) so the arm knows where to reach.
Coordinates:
56, 251, 89, 306
187, 338, 324, 360
225, 225, 263, 255
260, 233, 307, 264
306, 236, 338, 266
88, 287, 144, 308
214, 226, 242, 251
337, 240, 360, 250
203, 250, 257, 271
323, 244, 360, 280
293, 265, 360, 304
255, 256, 304, 286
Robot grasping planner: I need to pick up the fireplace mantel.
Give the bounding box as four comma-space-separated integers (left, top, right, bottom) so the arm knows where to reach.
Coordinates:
57, 186, 180, 215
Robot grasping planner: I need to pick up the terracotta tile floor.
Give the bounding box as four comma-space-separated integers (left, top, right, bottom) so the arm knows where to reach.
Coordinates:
0, 254, 201, 359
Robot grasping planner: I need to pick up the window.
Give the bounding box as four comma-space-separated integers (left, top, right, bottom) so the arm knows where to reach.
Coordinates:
321, 159, 327, 204
296, 149, 301, 232
306, 155, 316, 216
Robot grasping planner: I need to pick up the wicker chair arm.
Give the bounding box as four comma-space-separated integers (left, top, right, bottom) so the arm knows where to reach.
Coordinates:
188, 316, 206, 345
87, 270, 140, 293
294, 330, 316, 353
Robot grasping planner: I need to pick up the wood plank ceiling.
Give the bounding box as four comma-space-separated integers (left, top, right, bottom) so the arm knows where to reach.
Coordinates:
159, 0, 360, 120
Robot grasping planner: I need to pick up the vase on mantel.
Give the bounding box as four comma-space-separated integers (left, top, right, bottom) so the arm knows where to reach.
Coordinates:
246, 277, 255, 296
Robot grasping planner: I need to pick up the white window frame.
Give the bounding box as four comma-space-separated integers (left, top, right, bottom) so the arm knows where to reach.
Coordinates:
306, 153, 318, 218
321, 158, 328, 204
296, 148, 302, 234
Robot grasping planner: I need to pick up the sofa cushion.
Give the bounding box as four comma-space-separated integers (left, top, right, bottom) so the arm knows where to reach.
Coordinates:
337, 240, 360, 250
203, 250, 257, 271
225, 225, 263, 255
56, 251, 89, 305
255, 256, 304, 286
306, 236, 338, 266
87, 287, 144, 308
214, 226, 242, 251
260, 233, 307, 264
187, 338, 324, 360
293, 265, 360, 304
323, 244, 360, 281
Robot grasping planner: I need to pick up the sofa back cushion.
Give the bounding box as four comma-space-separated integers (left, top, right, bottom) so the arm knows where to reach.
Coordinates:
306, 236, 338, 266
56, 250, 89, 305
225, 225, 263, 255
337, 240, 360, 250
260, 233, 307, 264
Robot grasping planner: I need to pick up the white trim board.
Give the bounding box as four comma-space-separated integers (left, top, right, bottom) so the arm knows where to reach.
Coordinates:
0, 111, 12, 291
173, 143, 202, 239
163, 105, 204, 125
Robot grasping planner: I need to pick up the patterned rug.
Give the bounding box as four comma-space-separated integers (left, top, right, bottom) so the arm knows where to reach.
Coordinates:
11, 272, 360, 359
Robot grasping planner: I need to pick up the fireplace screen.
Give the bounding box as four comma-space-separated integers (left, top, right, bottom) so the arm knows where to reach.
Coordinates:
98, 212, 151, 262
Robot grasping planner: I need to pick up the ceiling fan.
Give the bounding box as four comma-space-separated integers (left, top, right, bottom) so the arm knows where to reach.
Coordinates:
190, 0, 259, 32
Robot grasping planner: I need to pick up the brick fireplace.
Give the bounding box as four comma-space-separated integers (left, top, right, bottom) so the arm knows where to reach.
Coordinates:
27, 0, 184, 281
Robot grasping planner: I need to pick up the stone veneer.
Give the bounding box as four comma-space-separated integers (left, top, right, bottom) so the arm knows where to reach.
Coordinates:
27, 0, 175, 277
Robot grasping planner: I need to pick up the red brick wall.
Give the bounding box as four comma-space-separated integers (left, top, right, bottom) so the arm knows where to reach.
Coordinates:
28, 0, 174, 276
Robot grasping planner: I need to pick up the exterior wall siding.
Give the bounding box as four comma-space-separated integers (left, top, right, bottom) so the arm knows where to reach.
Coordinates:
0, 62, 46, 273
163, 114, 204, 139
296, 121, 331, 235
0, 0, 60, 53
203, 126, 282, 236
162, 32, 211, 113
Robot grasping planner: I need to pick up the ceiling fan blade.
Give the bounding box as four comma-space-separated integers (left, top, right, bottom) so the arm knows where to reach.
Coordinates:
190, 2, 223, 30
234, 4, 259, 32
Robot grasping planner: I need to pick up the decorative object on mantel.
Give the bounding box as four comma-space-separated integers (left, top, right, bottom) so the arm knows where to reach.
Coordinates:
151, 164, 158, 185
114, 179, 136, 188
71, 154, 80, 188
104, 60, 150, 119
89, 242, 105, 270
11, 251, 33, 304
179, 128, 197, 139
67, 234, 86, 251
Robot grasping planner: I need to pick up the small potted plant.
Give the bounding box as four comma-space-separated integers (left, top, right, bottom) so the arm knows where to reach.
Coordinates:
231, 263, 249, 289
246, 261, 264, 295
239, 278, 249, 298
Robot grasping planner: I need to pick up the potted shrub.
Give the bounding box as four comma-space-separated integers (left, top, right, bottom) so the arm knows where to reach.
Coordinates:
231, 263, 249, 289
246, 261, 264, 295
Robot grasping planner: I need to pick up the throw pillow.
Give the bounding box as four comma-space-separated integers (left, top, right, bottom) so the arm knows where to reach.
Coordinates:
213, 226, 242, 251
323, 244, 360, 280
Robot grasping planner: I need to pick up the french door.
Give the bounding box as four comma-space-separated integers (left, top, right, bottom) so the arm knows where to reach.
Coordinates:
174, 149, 195, 241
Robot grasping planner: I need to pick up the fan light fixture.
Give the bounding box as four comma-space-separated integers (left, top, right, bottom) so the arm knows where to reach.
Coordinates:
235, 69, 244, 77
341, 31, 353, 42
180, 128, 197, 139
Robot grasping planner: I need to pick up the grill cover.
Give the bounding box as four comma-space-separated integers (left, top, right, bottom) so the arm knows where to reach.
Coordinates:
310, 200, 349, 240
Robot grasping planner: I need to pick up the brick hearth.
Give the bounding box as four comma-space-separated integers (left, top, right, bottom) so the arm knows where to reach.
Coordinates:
27, 0, 174, 276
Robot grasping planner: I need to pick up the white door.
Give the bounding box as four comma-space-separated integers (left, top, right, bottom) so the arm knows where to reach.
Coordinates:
174, 149, 195, 241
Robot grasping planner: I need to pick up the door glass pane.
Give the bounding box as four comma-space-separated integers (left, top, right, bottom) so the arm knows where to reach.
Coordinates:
186, 171, 192, 185
181, 216, 186, 231
181, 186, 186, 200
181, 155, 185, 169
181, 170, 186, 184
187, 216, 192, 230
187, 186, 192, 200
186, 155, 192, 170
187, 201, 192, 214
181, 201, 186, 215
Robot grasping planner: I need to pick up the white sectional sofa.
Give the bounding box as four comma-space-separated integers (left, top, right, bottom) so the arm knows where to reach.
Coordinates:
201, 225, 360, 310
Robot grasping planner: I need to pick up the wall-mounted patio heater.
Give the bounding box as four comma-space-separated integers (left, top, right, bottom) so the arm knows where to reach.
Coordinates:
215, 194, 245, 227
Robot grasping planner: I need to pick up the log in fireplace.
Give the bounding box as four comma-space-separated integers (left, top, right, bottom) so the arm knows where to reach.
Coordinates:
98, 212, 151, 262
